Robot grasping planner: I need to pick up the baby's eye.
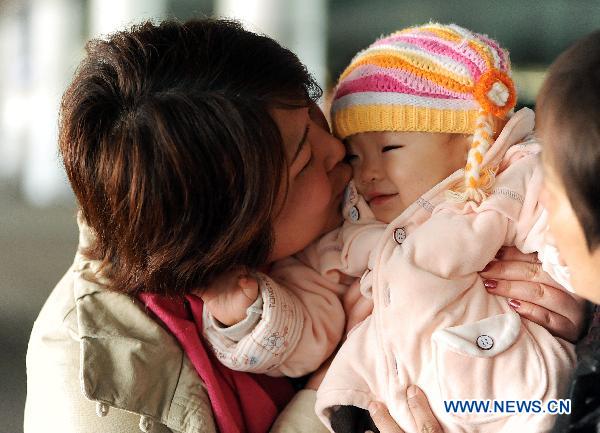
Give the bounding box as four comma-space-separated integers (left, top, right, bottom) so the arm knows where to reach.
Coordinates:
344, 154, 358, 164
382, 145, 403, 153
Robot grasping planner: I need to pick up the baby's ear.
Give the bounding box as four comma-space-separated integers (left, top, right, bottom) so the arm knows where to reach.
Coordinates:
463, 133, 473, 146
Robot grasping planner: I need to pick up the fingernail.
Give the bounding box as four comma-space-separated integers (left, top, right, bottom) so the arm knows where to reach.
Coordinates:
368, 402, 381, 416
495, 248, 505, 259
508, 299, 521, 309
407, 385, 418, 398
483, 279, 497, 290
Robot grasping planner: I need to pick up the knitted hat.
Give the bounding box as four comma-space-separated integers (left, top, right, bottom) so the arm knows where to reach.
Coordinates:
331, 23, 517, 202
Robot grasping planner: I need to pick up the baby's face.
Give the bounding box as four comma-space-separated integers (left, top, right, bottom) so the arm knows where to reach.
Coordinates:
346, 131, 470, 223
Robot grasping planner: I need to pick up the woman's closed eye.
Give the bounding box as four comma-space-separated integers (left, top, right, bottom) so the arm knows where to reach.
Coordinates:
298, 143, 313, 173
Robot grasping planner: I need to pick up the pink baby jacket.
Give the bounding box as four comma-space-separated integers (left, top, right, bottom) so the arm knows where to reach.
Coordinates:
315, 108, 576, 433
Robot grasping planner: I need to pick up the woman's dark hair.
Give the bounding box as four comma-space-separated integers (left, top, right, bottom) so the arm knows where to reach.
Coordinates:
59, 19, 322, 295
537, 30, 600, 252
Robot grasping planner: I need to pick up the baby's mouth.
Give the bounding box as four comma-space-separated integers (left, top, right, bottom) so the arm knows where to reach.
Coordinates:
368, 193, 398, 206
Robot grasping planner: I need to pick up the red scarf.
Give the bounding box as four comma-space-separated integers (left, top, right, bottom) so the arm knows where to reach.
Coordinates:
138, 293, 295, 433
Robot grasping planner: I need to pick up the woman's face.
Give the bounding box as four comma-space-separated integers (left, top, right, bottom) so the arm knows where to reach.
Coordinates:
539, 125, 600, 303
268, 103, 352, 261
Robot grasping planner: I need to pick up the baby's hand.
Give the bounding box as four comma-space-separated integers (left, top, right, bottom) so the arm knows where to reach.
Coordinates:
197, 269, 259, 326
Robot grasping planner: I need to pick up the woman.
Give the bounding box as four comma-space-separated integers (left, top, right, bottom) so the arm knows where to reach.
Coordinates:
537, 30, 600, 433
24, 19, 584, 433
374, 30, 600, 433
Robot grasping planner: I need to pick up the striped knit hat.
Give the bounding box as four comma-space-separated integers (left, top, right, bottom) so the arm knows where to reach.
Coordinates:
331, 23, 517, 203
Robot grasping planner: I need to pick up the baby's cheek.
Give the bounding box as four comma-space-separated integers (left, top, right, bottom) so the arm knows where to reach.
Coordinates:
351, 171, 366, 195
386, 166, 409, 194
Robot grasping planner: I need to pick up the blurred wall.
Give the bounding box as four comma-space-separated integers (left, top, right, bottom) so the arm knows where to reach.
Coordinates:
216, 0, 328, 88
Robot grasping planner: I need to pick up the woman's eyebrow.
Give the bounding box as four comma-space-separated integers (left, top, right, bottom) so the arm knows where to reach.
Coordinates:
291, 124, 310, 162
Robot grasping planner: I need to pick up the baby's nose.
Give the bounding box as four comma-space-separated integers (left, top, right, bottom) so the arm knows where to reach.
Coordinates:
361, 161, 383, 183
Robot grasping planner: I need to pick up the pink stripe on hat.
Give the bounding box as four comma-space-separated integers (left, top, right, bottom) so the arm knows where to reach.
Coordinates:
335, 73, 462, 101
387, 35, 483, 80
394, 30, 490, 72
477, 33, 509, 70
382, 33, 487, 78
341, 64, 473, 100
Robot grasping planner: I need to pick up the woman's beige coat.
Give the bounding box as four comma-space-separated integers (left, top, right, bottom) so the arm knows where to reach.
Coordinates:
24, 221, 327, 433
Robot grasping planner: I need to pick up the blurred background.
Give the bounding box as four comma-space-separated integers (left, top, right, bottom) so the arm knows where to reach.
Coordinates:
0, 0, 598, 431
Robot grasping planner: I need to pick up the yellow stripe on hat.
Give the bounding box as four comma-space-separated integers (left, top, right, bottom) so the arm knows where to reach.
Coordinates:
332, 104, 478, 139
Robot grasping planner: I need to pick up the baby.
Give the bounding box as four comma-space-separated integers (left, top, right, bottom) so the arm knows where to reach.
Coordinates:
314, 23, 576, 433
200, 23, 576, 433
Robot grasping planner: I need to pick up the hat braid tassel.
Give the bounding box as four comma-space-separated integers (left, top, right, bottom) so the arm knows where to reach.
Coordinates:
447, 110, 497, 204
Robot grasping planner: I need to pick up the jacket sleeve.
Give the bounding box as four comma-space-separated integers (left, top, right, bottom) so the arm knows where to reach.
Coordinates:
335, 220, 387, 277
401, 206, 509, 281
381, 204, 508, 318
394, 152, 569, 306
202, 256, 346, 377
389, 155, 547, 308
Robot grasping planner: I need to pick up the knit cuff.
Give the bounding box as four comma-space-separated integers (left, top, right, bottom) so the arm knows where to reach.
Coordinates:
204, 294, 263, 342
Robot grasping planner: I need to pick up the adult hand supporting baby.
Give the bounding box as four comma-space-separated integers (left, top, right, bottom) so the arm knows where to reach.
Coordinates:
369, 386, 443, 433
480, 246, 586, 343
